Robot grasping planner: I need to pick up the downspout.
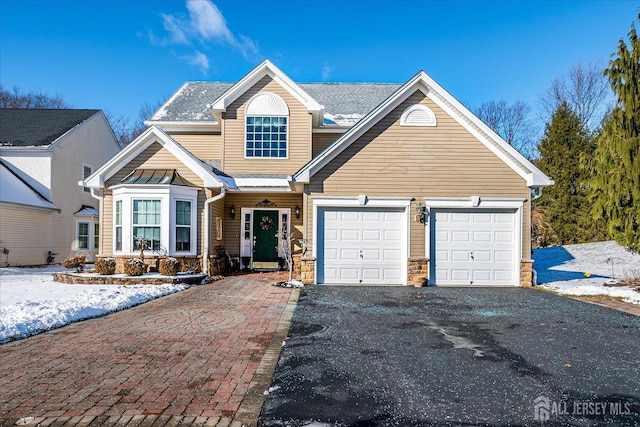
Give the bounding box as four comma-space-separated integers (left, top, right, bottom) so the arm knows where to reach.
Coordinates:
203, 187, 226, 275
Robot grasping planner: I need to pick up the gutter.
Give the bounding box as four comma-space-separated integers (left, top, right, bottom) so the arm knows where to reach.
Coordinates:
202, 187, 225, 275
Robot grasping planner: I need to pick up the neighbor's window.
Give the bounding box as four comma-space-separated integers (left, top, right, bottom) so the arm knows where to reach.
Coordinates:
175, 200, 191, 252
246, 116, 287, 158
77, 222, 89, 250
115, 200, 123, 251
132, 199, 161, 250
94, 223, 99, 250
83, 165, 93, 193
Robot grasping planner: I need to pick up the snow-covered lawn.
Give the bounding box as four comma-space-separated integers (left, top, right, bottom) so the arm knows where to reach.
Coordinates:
533, 240, 640, 305
0, 265, 191, 344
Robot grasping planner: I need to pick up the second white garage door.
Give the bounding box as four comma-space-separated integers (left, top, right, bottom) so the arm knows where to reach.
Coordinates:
318, 207, 406, 285
429, 209, 518, 286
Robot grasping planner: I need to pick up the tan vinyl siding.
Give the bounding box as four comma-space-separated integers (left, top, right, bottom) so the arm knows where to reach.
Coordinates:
306, 90, 531, 260
168, 132, 222, 162
221, 193, 303, 257
106, 142, 203, 187
0, 204, 54, 266
312, 132, 341, 158
222, 76, 312, 174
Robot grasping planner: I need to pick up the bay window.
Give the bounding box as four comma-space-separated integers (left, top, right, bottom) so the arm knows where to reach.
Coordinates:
112, 184, 198, 256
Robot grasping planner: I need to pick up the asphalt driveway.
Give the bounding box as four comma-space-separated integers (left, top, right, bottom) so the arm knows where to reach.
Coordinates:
259, 286, 640, 426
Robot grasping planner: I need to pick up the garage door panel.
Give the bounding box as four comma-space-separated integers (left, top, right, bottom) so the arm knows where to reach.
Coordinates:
383, 269, 403, 280
452, 250, 470, 261
362, 229, 381, 241
495, 270, 514, 281
474, 251, 492, 262
472, 270, 492, 281
495, 251, 513, 262
452, 231, 470, 242
383, 249, 402, 260
320, 207, 406, 285
473, 231, 492, 242
341, 229, 360, 241
495, 231, 514, 242
451, 270, 470, 281
340, 249, 359, 260
325, 248, 339, 261
431, 208, 517, 286
362, 249, 381, 261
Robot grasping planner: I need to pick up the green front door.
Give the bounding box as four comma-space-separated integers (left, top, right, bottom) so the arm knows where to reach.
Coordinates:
253, 210, 279, 268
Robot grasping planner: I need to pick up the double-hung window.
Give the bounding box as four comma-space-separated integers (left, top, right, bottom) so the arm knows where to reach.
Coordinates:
132, 199, 161, 251
175, 200, 191, 252
77, 222, 90, 249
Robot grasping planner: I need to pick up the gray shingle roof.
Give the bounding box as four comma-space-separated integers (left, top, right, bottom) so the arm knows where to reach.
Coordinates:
149, 82, 402, 125
0, 109, 100, 147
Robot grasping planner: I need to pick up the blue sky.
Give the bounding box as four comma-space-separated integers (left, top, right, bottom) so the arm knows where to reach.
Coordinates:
0, 0, 637, 124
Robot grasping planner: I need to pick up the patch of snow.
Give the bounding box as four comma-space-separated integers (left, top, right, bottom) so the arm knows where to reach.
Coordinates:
533, 241, 640, 305
0, 265, 190, 343
274, 279, 304, 288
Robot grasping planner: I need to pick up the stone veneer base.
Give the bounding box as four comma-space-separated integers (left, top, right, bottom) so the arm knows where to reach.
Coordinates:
52, 272, 209, 285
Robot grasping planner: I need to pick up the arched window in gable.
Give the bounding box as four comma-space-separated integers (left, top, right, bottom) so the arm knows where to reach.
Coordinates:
245, 92, 289, 158
400, 104, 437, 127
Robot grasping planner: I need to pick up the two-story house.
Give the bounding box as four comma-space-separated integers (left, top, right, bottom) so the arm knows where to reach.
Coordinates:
0, 109, 121, 266
83, 60, 552, 286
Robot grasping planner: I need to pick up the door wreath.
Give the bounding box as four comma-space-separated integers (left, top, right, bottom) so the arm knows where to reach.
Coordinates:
260, 215, 275, 230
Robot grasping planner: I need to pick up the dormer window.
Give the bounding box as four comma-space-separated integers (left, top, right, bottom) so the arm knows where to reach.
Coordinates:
245, 92, 289, 159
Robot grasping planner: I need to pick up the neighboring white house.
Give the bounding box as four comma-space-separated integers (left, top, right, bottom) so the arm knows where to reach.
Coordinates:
0, 109, 121, 266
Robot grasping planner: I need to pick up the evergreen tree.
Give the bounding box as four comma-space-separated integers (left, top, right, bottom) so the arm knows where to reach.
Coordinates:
588, 14, 640, 252
535, 102, 604, 244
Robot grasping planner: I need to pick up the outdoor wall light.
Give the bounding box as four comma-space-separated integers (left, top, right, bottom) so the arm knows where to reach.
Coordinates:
229, 204, 236, 219
295, 205, 301, 219
416, 202, 427, 224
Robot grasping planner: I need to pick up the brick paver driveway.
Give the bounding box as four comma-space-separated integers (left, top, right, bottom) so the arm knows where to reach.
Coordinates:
0, 273, 297, 426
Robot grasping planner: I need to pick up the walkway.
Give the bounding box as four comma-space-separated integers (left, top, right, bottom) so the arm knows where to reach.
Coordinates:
0, 273, 298, 426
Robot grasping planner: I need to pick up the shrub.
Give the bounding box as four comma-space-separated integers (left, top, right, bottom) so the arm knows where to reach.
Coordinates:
94, 257, 116, 275
159, 257, 180, 276
180, 258, 201, 273
61, 255, 86, 273
124, 258, 146, 276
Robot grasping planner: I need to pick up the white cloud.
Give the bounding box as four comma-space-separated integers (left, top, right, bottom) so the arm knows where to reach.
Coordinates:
186, 0, 233, 43
321, 64, 332, 81
186, 50, 210, 72
151, 0, 259, 70
161, 13, 190, 45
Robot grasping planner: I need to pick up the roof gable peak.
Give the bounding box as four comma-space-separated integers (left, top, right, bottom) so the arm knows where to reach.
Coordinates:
208, 60, 324, 126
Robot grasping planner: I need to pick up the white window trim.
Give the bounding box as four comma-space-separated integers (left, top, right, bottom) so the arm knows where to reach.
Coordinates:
423, 197, 524, 286
112, 185, 198, 256
312, 196, 412, 285
173, 199, 193, 253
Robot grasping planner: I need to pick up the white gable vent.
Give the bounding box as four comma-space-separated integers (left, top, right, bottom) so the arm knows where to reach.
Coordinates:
246, 92, 289, 116
400, 104, 437, 127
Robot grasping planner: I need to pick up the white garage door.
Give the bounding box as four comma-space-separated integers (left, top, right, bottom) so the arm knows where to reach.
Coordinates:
319, 207, 405, 285
430, 209, 517, 286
